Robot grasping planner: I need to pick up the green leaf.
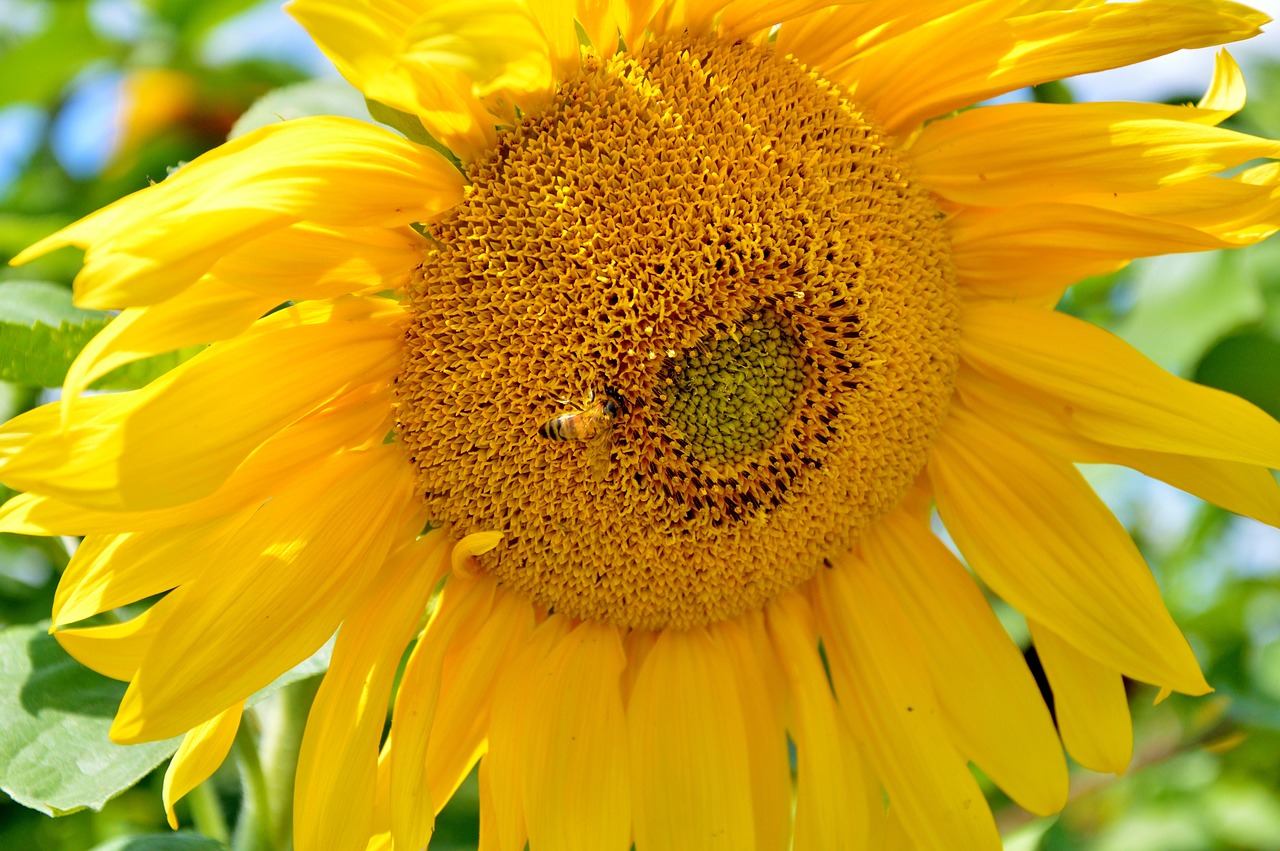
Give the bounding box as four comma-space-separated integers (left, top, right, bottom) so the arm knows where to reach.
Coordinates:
1112, 251, 1264, 375
0, 281, 110, 388
89, 831, 226, 851
1194, 328, 1280, 421
229, 79, 374, 140
0, 623, 181, 816
0, 623, 332, 817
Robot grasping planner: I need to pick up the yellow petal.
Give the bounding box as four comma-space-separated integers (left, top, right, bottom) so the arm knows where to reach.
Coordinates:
812, 565, 1002, 851
294, 531, 451, 851
628, 626, 755, 851
388, 573, 497, 850
206, 223, 426, 303
617, 0, 662, 48
961, 302, 1280, 469
929, 405, 1209, 695
1197, 50, 1247, 118
110, 446, 417, 743
578, 0, 622, 57
840, 0, 1267, 134
766, 593, 870, 851
1029, 620, 1134, 775
289, 0, 554, 155
529, 0, 581, 79
425, 581, 534, 805
55, 595, 175, 682
61, 281, 278, 414
1074, 162, 1280, 245
719, 614, 791, 851
0, 380, 393, 537
163, 701, 244, 829
483, 615, 574, 851
721, 0, 871, 38
0, 298, 404, 511
775, 0, 972, 72
451, 529, 504, 578
957, 365, 1280, 529
14, 117, 462, 309
912, 99, 1280, 207
53, 516, 247, 627
949, 202, 1228, 297
521, 622, 630, 851
864, 506, 1068, 816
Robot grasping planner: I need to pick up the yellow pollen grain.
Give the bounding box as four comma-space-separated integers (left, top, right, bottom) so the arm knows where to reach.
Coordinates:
394, 35, 960, 630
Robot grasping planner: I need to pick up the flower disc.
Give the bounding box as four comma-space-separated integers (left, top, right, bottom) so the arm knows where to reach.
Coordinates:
395, 36, 960, 629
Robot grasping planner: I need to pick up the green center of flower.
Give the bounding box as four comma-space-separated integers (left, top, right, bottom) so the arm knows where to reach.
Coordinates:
660, 311, 804, 465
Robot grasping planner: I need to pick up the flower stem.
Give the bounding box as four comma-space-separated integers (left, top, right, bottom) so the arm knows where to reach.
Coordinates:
259, 676, 321, 850
231, 716, 273, 851
187, 780, 230, 845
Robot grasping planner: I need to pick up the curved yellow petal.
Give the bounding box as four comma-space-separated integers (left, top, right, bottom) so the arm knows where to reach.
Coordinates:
578, 0, 622, 57
483, 615, 573, 851
425, 581, 534, 805
529, 0, 582, 79
912, 100, 1280, 207
929, 406, 1209, 695
1197, 49, 1247, 118
949, 202, 1228, 297
206, 223, 425, 302
628, 626, 755, 851
766, 593, 870, 851
961, 302, 1280, 469
1076, 162, 1280, 244
294, 531, 451, 851
720, 0, 871, 39
0, 299, 404, 511
0, 380, 393, 537
451, 529, 504, 578
53, 516, 249, 627
110, 446, 418, 743
775, 0, 971, 72
54, 595, 175, 682
14, 117, 461, 309
719, 614, 791, 851
1029, 620, 1134, 775
289, 0, 554, 157
388, 573, 497, 850
521, 622, 630, 851
163, 701, 244, 829
617, 0, 662, 48
957, 365, 1280, 529
838, 0, 1266, 135
864, 506, 1068, 816
61, 282, 277, 417
812, 565, 1001, 851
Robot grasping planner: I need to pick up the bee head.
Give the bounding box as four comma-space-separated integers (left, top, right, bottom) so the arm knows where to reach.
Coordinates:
602, 386, 627, 417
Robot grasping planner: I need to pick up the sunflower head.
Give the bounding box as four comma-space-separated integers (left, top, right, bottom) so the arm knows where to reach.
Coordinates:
3, 1, 1280, 850
394, 35, 960, 629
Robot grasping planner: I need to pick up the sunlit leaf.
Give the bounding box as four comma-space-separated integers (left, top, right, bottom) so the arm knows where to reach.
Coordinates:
0, 281, 109, 388
0, 623, 332, 816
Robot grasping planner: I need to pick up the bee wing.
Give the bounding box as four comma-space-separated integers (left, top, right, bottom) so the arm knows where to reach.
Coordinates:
585, 428, 613, 481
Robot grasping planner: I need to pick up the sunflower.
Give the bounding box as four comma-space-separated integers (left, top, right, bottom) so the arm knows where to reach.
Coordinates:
4, 0, 1280, 847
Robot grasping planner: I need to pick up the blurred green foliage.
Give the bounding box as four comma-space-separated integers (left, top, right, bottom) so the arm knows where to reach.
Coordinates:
1, 2, 1279, 849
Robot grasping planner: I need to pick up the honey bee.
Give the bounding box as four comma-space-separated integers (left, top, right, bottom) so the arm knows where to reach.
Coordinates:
538, 388, 625, 480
